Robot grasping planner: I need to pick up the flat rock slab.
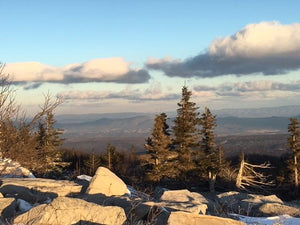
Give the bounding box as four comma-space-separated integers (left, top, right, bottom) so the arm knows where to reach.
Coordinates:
167, 211, 246, 225
0, 178, 82, 197
14, 197, 126, 225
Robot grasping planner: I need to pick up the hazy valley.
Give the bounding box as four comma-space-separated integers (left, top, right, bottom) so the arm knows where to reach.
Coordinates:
57, 105, 300, 156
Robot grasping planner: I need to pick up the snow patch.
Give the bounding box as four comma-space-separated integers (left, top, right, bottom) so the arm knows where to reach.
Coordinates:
232, 214, 300, 225
0, 158, 35, 178
77, 174, 92, 182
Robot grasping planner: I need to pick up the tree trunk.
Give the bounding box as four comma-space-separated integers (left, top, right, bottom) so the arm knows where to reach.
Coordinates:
294, 155, 298, 189
209, 171, 216, 193
236, 154, 245, 189
108, 149, 111, 170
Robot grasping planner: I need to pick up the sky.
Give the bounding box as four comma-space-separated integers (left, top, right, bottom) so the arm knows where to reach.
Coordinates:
1, 0, 300, 115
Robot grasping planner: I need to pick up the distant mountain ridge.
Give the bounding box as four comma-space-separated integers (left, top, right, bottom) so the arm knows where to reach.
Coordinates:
214, 105, 300, 118
56, 105, 300, 152
56, 105, 300, 124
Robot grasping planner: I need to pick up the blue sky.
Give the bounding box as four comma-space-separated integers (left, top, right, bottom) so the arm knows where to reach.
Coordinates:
1, 1, 300, 115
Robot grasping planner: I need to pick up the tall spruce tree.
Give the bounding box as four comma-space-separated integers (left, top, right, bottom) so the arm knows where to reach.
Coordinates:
173, 86, 200, 175
144, 113, 174, 182
199, 107, 219, 192
287, 118, 300, 189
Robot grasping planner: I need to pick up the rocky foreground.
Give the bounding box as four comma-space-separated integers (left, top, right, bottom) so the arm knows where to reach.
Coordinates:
0, 167, 300, 225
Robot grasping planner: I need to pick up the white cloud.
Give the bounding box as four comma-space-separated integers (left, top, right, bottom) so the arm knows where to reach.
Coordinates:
147, 21, 300, 77
5, 58, 150, 86
210, 21, 300, 58
5, 62, 63, 82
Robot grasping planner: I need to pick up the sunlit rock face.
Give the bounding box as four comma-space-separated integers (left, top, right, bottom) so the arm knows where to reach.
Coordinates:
86, 166, 130, 196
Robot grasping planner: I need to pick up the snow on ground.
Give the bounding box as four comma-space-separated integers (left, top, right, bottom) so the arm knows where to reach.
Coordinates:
232, 214, 300, 225
0, 158, 35, 178
77, 174, 92, 182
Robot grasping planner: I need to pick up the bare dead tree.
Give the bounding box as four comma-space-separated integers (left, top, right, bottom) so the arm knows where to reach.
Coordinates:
0, 64, 20, 121
236, 153, 274, 191
29, 92, 63, 128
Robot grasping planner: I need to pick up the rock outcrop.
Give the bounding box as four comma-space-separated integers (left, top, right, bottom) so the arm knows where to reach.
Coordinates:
86, 166, 130, 196
14, 197, 126, 225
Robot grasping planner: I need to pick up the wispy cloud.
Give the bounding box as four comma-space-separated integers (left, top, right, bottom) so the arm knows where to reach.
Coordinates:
5, 58, 151, 88
146, 21, 300, 77
58, 82, 180, 102
194, 80, 300, 98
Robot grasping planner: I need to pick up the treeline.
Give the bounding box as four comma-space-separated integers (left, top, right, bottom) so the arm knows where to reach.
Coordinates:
62, 145, 142, 184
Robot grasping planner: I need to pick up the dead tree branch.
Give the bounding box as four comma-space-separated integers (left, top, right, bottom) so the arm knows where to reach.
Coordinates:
236, 153, 274, 191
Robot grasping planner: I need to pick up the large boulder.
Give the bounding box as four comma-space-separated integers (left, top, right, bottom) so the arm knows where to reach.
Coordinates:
158, 189, 208, 214
167, 211, 246, 225
259, 202, 300, 217
86, 167, 130, 196
217, 191, 285, 216
14, 196, 126, 225
0, 178, 82, 203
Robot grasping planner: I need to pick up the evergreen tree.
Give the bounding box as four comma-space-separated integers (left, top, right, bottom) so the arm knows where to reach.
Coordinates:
199, 107, 219, 192
36, 112, 66, 175
144, 113, 174, 182
287, 118, 300, 189
173, 86, 200, 174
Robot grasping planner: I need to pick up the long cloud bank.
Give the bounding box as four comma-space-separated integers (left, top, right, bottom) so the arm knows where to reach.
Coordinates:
146, 21, 300, 77
5, 58, 150, 87
58, 80, 299, 102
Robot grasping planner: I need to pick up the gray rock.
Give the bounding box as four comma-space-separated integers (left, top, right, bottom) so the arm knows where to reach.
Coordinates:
14, 196, 126, 225
0, 184, 48, 203
160, 189, 208, 204
158, 189, 208, 214
217, 191, 285, 216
